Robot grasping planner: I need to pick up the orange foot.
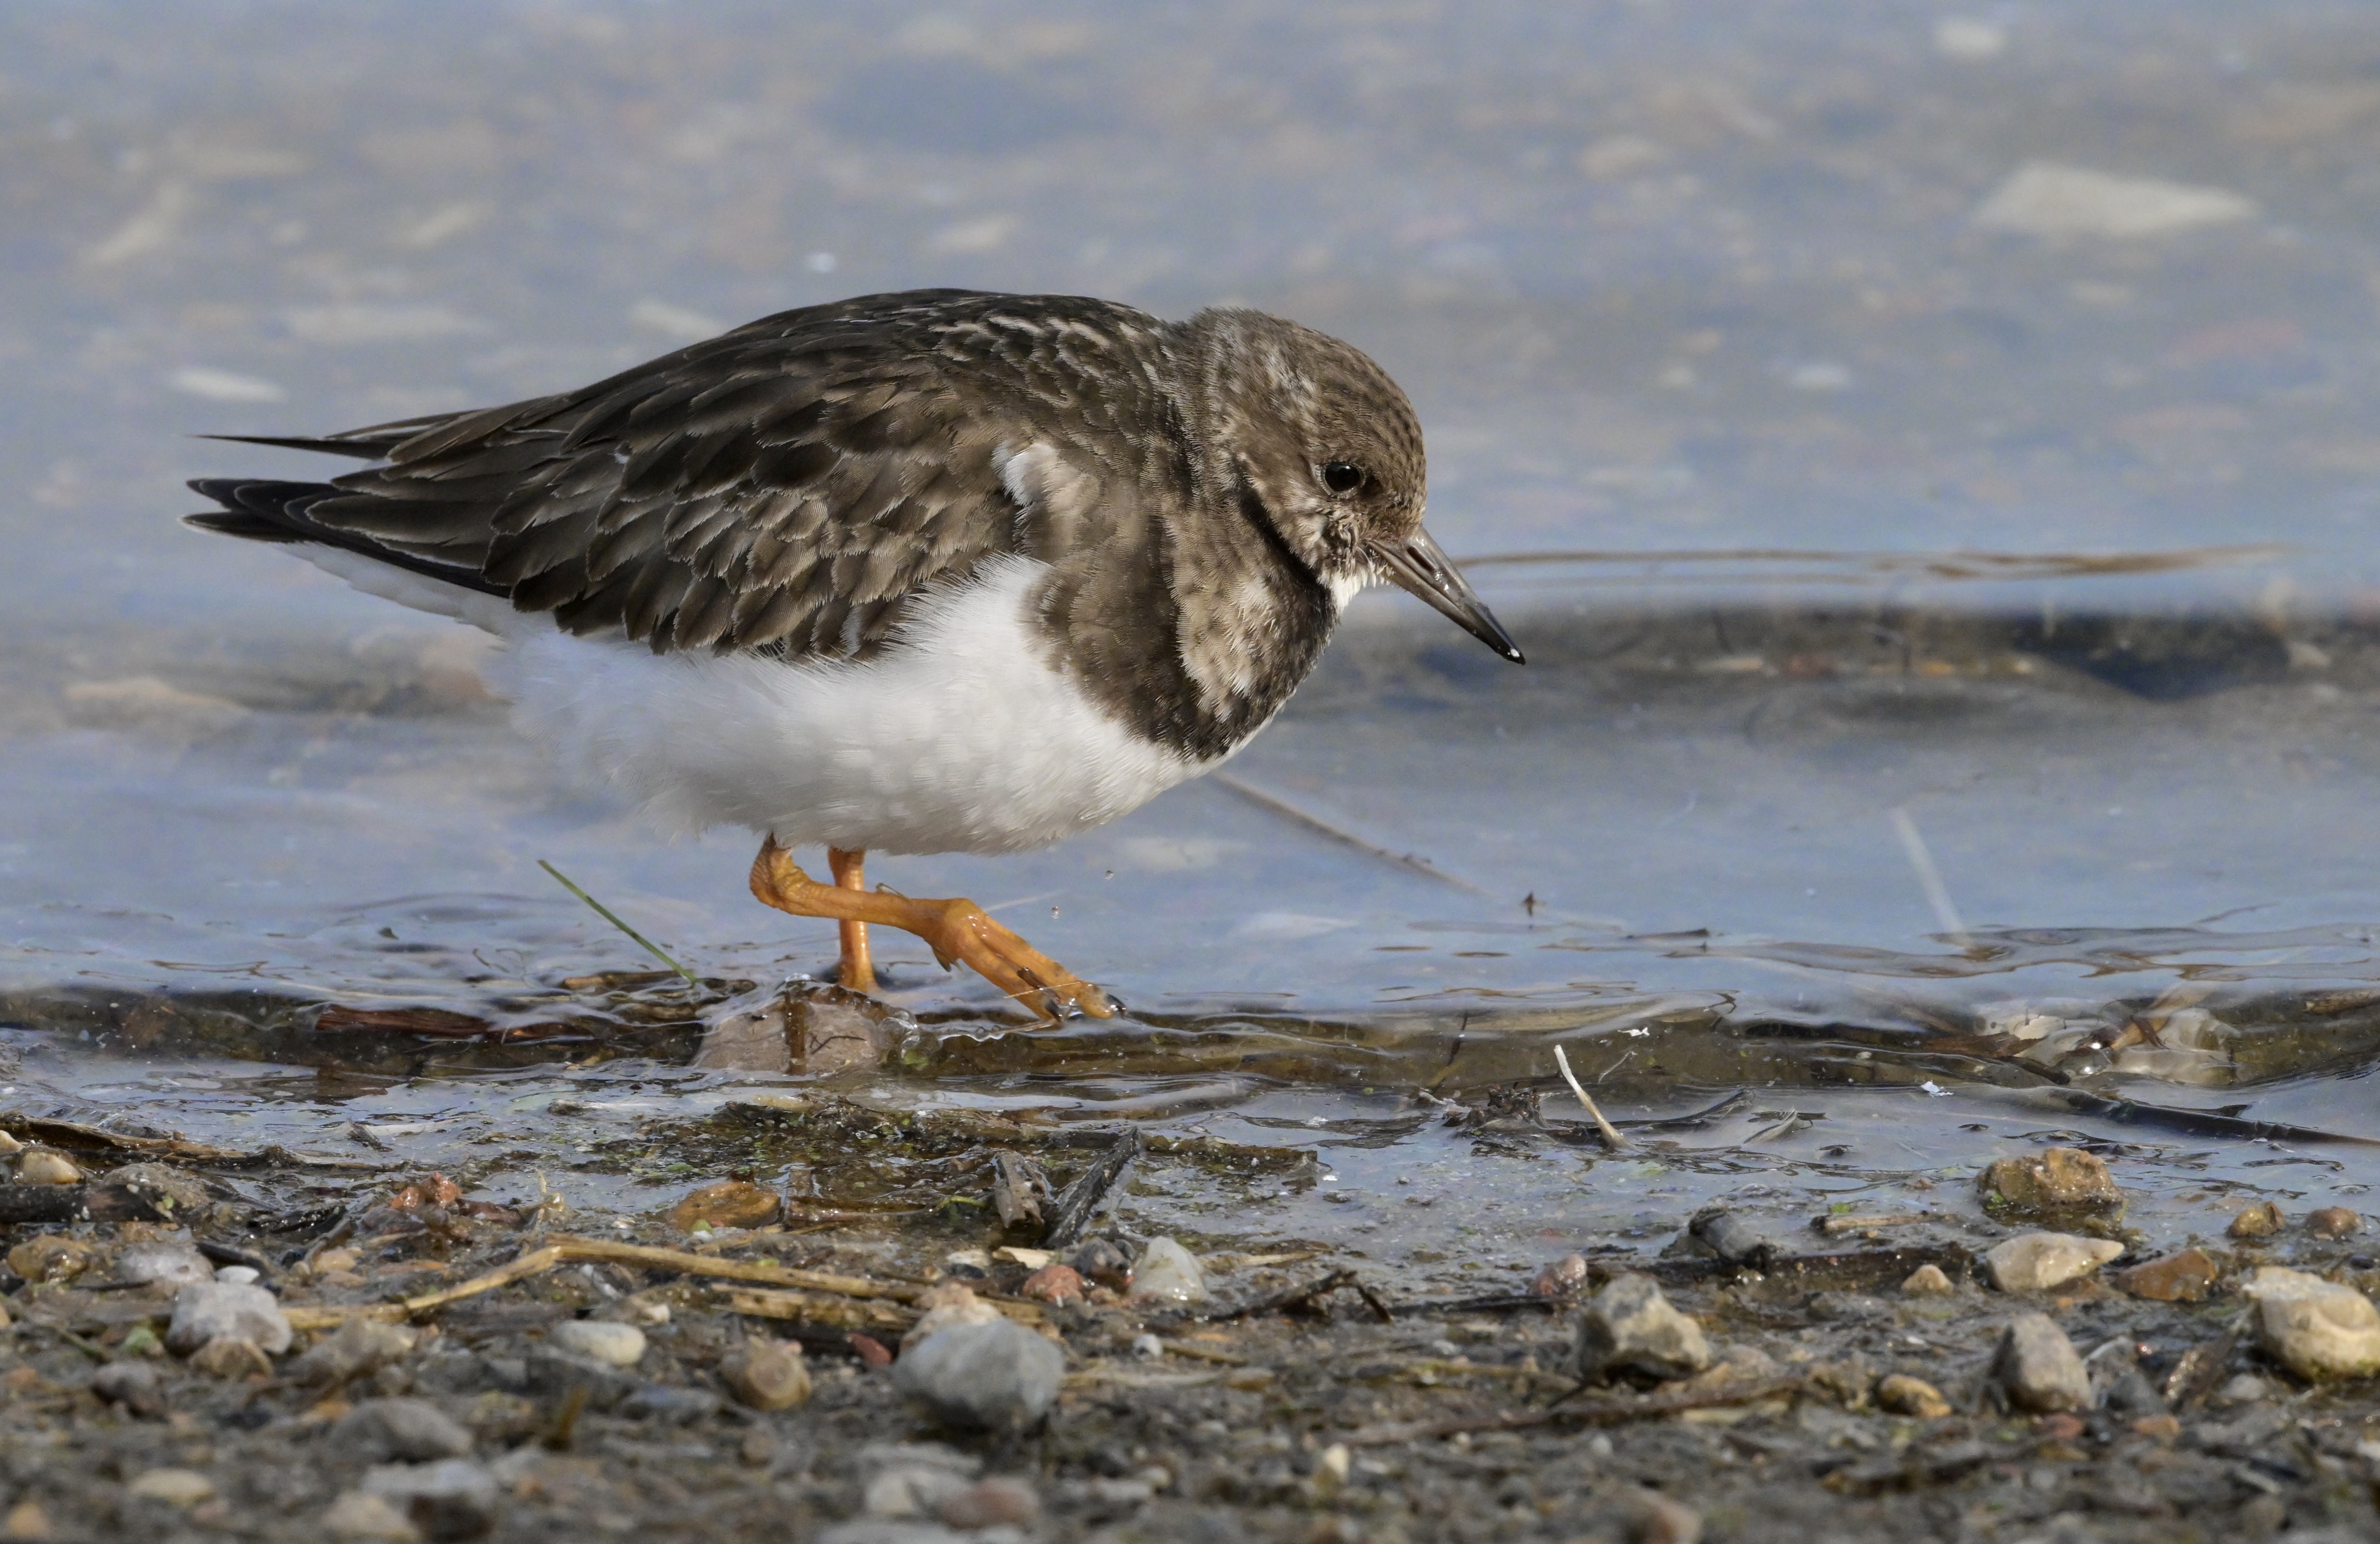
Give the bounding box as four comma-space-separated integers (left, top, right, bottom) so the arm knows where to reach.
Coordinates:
747, 836, 1116, 1023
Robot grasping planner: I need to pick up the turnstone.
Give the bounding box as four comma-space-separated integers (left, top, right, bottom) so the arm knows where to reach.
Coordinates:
187, 289, 1522, 1019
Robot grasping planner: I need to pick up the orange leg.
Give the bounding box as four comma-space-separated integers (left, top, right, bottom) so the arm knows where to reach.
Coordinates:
748, 836, 1115, 1023
827, 847, 876, 993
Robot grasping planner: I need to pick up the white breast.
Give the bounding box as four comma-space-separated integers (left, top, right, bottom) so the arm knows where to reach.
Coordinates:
485, 555, 1207, 855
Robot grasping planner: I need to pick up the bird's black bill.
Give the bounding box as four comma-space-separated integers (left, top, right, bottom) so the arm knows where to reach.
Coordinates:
1371, 527, 1525, 664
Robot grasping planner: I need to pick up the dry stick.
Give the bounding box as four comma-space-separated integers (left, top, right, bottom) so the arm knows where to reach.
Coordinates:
284, 1235, 993, 1329
1341, 1373, 1807, 1446
538, 860, 699, 987
1552, 1046, 1627, 1150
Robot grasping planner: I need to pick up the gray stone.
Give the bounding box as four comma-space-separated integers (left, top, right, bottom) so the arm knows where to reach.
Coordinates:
166, 1280, 291, 1356
1994, 1312, 2091, 1412
892, 1319, 1065, 1431
1688, 1208, 1774, 1267
545, 1319, 645, 1368
334, 1398, 474, 1462
1575, 1273, 1711, 1382
292, 1318, 422, 1386
115, 1242, 213, 1289
360, 1458, 498, 1542
90, 1359, 164, 1416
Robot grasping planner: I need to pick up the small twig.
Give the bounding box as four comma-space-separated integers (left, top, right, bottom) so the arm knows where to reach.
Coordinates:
538, 859, 698, 986
1197, 1268, 1359, 1322
1042, 1128, 1140, 1248
1553, 1046, 1627, 1150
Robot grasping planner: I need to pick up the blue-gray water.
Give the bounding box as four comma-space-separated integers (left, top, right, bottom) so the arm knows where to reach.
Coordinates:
7, 2, 2380, 1267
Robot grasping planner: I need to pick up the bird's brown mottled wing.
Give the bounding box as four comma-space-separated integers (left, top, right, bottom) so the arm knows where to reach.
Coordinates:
289, 291, 1133, 658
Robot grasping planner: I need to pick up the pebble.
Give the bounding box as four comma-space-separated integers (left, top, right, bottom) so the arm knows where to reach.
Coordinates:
1972, 162, 2257, 239
14, 1152, 80, 1186
667, 1178, 780, 1233
1977, 1147, 2124, 1219
125, 1468, 215, 1508
1575, 1272, 1711, 1382
189, 1336, 273, 1379
291, 1317, 419, 1386
1982, 1232, 2123, 1292
2114, 1246, 2217, 1303
1130, 1333, 1163, 1360
1019, 1263, 1085, 1305
891, 1318, 1066, 1431
904, 1282, 1002, 1350
2229, 1200, 2285, 1240
720, 1338, 811, 1411
6, 1237, 93, 1284
115, 1242, 214, 1289
2241, 1265, 2380, 1380
2308, 1206, 2364, 1239
1874, 1373, 1952, 1418
1899, 1264, 1953, 1297
1126, 1237, 1206, 1304
1688, 1208, 1774, 1267
359, 1459, 497, 1541
1994, 1313, 2091, 1412
524, 1347, 638, 1411
320, 1490, 420, 1541
213, 1264, 260, 1285
0, 1131, 18, 1155
167, 1281, 291, 1356
1615, 1486, 1701, 1544
857, 1443, 979, 1519
2211, 1372, 2273, 1409
546, 1319, 646, 1368
1068, 1238, 1131, 1291
1530, 1252, 1591, 1299
90, 1360, 164, 1416
334, 1398, 475, 1463
936, 1477, 1039, 1530
865, 1463, 972, 1519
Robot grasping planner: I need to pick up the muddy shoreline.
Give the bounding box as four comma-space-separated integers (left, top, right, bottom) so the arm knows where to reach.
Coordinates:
2, 1087, 2378, 1542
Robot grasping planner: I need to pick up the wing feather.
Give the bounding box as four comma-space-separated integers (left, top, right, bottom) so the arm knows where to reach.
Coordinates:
231, 290, 1177, 659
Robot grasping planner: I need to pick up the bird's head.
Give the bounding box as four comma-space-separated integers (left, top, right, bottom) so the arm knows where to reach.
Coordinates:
1179, 307, 1522, 663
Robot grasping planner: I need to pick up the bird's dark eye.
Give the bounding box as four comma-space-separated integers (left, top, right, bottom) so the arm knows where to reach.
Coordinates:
1321, 462, 1364, 495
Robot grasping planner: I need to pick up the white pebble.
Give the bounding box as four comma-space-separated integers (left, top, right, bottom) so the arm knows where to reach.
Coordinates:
547, 1319, 646, 1368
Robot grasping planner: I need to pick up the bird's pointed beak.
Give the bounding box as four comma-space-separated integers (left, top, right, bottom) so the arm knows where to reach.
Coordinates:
1369, 525, 1524, 664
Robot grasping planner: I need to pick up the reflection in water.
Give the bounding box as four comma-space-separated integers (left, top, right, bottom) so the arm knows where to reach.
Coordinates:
1461, 542, 2297, 588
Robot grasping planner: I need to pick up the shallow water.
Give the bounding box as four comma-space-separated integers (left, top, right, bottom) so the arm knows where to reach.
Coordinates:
8, 1, 2380, 1275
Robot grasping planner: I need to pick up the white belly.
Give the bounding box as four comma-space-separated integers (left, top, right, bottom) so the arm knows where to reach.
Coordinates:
485, 556, 1207, 854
